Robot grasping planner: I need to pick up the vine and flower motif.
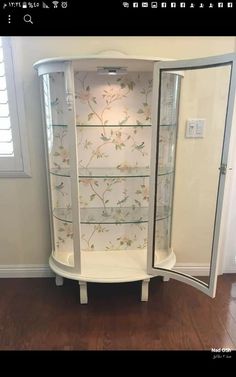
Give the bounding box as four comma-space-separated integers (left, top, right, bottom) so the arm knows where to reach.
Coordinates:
75, 73, 137, 132
79, 178, 124, 209
135, 184, 149, 202
51, 127, 70, 169
49, 72, 173, 253
81, 224, 109, 251
55, 221, 73, 248
75, 73, 153, 252
136, 79, 152, 125
78, 127, 148, 171
105, 233, 137, 251
80, 224, 147, 252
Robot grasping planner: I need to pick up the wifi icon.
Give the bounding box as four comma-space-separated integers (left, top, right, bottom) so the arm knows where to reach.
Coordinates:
52, 1, 59, 7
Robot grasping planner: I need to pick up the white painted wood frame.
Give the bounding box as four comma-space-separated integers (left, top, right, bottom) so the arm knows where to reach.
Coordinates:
147, 53, 236, 298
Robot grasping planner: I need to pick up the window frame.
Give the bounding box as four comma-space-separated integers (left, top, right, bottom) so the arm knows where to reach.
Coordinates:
0, 37, 31, 178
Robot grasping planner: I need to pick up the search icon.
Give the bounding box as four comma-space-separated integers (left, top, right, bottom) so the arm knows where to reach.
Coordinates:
23, 14, 33, 24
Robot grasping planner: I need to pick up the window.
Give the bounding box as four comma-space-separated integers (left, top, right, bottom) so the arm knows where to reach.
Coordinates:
0, 37, 30, 177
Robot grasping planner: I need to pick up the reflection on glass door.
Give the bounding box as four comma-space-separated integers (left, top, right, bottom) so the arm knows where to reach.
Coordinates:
42, 72, 75, 268
153, 72, 180, 268
148, 54, 236, 297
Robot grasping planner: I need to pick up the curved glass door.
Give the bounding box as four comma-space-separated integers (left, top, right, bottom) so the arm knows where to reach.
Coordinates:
41, 72, 75, 269
148, 54, 236, 297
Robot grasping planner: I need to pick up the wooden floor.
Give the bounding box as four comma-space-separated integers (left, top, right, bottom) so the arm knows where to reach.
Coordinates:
0, 274, 235, 350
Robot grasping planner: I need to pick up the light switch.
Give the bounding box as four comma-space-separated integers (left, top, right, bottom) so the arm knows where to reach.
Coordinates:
185, 120, 195, 138
185, 119, 205, 138
195, 119, 205, 137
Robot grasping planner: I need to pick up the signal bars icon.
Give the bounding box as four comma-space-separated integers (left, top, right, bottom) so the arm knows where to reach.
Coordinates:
42, 1, 68, 9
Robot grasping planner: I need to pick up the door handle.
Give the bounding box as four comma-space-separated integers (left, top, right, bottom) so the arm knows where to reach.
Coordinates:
219, 164, 227, 175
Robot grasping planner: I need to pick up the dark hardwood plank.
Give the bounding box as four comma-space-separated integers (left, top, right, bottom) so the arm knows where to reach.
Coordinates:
0, 275, 235, 350
210, 275, 236, 346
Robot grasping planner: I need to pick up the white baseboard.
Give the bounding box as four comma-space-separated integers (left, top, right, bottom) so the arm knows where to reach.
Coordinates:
223, 265, 236, 273
174, 263, 210, 276
0, 263, 234, 278
0, 263, 210, 278
0, 264, 54, 278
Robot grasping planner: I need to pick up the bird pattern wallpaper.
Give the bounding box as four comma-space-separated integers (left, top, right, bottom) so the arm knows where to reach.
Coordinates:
43, 71, 177, 263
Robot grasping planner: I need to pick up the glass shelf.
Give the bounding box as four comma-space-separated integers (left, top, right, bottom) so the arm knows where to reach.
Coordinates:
50, 167, 174, 178
160, 124, 176, 127
53, 206, 170, 224
50, 124, 151, 128
51, 124, 68, 127
77, 124, 152, 128
51, 124, 175, 128
50, 168, 71, 177
79, 167, 151, 178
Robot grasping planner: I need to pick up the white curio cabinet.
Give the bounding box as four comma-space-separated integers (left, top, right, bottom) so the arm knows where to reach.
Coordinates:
34, 51, 236, 304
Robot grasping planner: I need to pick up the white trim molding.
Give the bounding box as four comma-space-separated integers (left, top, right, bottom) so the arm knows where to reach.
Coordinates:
0, 264, 54, 278
174, 263, 210, 276
223, 265, 236, 273
0, 263, 234, 278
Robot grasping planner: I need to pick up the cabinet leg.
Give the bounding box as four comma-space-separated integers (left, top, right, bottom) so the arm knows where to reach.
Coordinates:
78, 281, 88, 304
55, 275, 64, 286
141, 279, 150, 302
163, 276, 170, 282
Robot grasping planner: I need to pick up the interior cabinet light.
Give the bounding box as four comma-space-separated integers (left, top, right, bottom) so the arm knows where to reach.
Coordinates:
97, 67, 128, 75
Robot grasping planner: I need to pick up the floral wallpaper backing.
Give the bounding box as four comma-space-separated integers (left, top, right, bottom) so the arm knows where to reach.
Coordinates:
44, 71, 177, 264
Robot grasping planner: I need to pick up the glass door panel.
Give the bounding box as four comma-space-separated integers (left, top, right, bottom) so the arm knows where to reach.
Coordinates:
148, 54, 236, 297
42, 72, 74, 268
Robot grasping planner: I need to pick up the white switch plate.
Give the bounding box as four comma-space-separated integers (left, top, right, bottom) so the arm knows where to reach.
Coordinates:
186, 119, 205, 138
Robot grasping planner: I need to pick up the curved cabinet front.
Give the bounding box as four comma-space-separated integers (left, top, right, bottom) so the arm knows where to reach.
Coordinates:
38, 58, 181, 293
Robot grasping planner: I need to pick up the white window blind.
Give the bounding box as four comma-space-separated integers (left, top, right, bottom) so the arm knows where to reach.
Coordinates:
0, 38, 13, 157
0, 37, 30, 177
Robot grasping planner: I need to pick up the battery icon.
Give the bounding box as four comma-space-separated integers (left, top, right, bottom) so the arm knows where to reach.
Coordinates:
22, 2, 27, 8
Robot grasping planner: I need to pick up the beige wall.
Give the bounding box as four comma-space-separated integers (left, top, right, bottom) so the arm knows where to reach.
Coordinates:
0, 37, 235, 265
171, 67, 231, 264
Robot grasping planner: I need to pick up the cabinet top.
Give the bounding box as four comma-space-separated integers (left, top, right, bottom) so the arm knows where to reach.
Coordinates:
33, 50, 172, 74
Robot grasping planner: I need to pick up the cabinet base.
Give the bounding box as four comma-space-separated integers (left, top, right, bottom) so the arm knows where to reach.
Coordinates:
49, 248, 176, 303
141, 279, 150, 301
162, 276, 170, 282
78, 281, 88, 304
55, 275, 64, 286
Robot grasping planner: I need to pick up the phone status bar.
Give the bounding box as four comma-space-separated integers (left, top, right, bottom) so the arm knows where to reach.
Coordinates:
2, 1, 68, 9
